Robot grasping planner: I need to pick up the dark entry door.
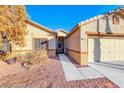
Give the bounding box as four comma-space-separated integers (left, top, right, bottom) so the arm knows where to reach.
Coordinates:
57, 40, 64, 53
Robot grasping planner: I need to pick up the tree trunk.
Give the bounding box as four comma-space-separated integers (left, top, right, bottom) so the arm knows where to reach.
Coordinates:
3, 40, 8, 52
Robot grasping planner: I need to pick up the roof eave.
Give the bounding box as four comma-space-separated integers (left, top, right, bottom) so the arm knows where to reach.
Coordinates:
65, 23, 80, 39
25, 19, 56, 35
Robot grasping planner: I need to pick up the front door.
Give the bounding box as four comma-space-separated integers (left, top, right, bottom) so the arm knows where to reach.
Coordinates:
57, 40, 64, 53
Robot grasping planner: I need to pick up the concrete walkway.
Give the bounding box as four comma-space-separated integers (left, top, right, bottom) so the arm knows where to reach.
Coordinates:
59, 54, 84, 81
89, 63, 124, 88
78, 67, 104, 79
59, 54, 104, 81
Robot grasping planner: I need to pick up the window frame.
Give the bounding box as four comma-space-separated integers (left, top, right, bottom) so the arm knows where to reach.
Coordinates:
112, 15, 120, 25
33, 38, 48, 51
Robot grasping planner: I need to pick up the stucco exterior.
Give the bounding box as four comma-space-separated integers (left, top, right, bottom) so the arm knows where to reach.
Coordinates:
12, 20, 57, 57
57, 30, 67, 37
9, 8, 124, 65
65, 28, 81, 64
81, 14, 124, 33
81, 13, 124, 63
65, 8, 124, 65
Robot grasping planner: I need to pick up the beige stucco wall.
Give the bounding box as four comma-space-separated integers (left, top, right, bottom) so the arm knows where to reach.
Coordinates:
80, 26, 88, 65
82, 14, 124, 33
66, 50, 81, 64
65, 28, 81, 64
66, 14, 124, 65
12, 23, 56, 57
66, 28, 80, 51
80, 14, 124, 64
57, 30, 67, 37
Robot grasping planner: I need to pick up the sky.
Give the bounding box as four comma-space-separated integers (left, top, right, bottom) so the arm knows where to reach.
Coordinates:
26, 5, 120, 32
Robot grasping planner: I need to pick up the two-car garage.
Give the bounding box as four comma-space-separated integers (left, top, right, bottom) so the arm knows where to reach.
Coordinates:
88, 37, 124, 63
66, 8, 124, 65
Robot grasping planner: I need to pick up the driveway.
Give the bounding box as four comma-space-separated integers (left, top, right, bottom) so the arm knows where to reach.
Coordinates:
59, 54, 121, 87
89, 63, 124, 88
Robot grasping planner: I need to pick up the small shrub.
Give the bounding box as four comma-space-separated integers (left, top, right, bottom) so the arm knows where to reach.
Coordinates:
16, 53, 33, 65
31, 49, 48, 65
0, 50, 11, 61
16, 49, 48, 66
0, 54, 9, 61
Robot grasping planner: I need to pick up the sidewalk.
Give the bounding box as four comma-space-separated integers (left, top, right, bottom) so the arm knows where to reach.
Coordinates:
59, 54, 84, 81
59, 54, 103, 81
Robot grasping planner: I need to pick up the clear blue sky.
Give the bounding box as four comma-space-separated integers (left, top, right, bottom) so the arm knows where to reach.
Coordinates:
26, 5, 119, 32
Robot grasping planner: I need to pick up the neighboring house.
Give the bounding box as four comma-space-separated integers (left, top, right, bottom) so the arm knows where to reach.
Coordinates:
11, 20, 67, 57
65, 8, 124, 65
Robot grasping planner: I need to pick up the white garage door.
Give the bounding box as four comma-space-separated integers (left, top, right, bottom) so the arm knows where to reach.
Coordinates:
88, 38, 124, 62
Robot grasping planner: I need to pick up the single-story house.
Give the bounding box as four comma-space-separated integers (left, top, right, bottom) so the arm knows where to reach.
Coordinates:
11, 20, 67, 57
2, 7, 124, 66
12, 19, 57, 57
65, 8, 124, 65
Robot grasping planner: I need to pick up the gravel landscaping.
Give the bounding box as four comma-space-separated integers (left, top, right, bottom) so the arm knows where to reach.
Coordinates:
0, 61, 26, 78
0, 57, 119, 88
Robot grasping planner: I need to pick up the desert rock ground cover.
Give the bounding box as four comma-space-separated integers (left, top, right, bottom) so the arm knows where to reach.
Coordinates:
0, 57, 118, 88
0, 61, 26, 79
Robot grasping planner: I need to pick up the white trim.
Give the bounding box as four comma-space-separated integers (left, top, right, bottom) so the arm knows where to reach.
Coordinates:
79, 8, 124, 26
27, 19, 53, 32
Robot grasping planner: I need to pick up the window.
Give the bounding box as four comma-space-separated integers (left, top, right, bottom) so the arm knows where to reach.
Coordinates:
113, 15, 120, 24
34, 38, 47, 51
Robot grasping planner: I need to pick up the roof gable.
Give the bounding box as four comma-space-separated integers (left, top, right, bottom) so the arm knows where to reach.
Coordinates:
25, 19, 56, 35
57, 29, 68, 34
79, 7, 124, 26
56, 29, 68, 37
66, 7, 124, 39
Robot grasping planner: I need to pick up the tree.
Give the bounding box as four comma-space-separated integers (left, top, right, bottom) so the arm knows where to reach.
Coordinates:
0, 5, 28, 52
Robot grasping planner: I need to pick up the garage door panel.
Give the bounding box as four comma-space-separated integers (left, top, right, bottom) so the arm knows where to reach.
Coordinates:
88, 38, 124, 62
88, 39, 94, 62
